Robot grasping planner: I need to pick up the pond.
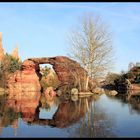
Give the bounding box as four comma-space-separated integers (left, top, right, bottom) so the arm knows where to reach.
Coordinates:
0, 91, 140, 138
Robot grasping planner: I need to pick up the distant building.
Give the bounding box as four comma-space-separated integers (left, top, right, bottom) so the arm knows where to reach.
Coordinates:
128, 62, 135, 71
136, 62, 140, 67
128, 62, 140, 71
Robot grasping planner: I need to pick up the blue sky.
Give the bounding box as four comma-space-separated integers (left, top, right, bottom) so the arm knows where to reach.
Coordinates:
0, 2, 140, 73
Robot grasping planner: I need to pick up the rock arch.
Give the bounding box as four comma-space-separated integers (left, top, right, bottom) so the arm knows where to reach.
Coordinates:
27, 56, 89, 88
6, 56, 96, 99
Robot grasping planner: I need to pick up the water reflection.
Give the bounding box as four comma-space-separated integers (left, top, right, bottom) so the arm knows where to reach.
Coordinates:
1, 89, 140, 137
0, 95, 20, 136
31, 96, 93, 128
66, 95, 116, 138
113, 90, 140, 115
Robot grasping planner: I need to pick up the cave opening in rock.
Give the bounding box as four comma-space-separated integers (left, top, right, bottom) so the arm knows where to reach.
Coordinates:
39, 64, 60, 92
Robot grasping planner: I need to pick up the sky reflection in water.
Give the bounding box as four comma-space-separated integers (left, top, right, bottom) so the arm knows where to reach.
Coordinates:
0, 92, 140, 138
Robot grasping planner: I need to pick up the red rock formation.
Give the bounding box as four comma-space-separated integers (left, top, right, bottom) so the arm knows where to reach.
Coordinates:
28, 56, 85, 85
11, 45, 20, 62
0, 32, 4, 61
6, 60, 41, 100
6, 56, 96, 99
28, 56, 96, 92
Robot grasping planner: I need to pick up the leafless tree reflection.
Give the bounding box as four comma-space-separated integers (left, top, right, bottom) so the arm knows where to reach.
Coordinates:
67, 95, 116, 138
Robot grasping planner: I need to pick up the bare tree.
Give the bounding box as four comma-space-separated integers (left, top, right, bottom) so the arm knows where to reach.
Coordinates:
67, 13, 114, 79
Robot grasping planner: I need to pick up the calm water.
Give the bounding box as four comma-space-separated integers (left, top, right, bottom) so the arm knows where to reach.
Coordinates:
0, 92, 140, 138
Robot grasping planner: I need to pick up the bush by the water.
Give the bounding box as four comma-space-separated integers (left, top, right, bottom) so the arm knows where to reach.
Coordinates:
0, 53, 22, 87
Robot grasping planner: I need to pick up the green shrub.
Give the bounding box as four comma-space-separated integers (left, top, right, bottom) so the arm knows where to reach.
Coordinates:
1, 53, 21, 73
0, 53, 22, 87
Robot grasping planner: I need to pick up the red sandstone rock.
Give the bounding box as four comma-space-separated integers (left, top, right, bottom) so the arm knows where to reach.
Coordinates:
0, 32, 4, 61
11, 45, 20, 62
28, 56, 96, 92
6, 60, 41, 100
6, 56, 96, 99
